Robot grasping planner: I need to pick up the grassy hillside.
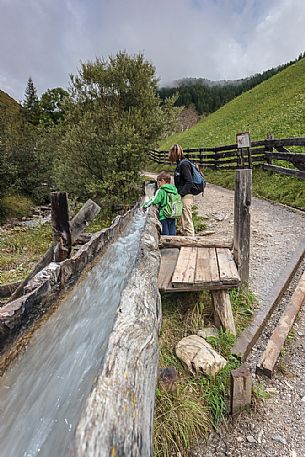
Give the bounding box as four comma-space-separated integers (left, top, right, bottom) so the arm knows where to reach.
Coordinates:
0, 90, 20, 113
159, 58, 305, 209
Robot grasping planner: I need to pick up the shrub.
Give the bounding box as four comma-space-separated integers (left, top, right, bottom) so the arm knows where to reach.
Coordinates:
0, 194, 33, 221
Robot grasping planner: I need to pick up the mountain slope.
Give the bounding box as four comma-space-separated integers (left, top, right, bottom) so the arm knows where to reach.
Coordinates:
161, 57, 305, 149
0, 90, 20, 113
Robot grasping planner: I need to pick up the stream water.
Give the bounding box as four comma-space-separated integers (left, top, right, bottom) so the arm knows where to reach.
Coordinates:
0, 212, 146, 457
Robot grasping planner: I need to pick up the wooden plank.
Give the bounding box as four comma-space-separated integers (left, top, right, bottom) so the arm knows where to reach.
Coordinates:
70, 199, 101, 244
195, 248, 220, 286
217, 248, 240, 286
262, 164, 305, 180
212, 290, 236, 336
230, 366, 252, 416
233, 169, 252, 284
172, 247, 197, 287
160, 236, 233, 249
257, 270, 305, 378
232, 239, 305, 361
158, 248, 179, 291
162, 283, 237, 293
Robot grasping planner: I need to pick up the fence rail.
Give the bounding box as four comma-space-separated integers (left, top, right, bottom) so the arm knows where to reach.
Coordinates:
148, 136, 305, 180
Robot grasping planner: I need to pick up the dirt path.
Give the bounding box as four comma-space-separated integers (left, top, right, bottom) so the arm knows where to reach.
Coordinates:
192, 183, 305, 457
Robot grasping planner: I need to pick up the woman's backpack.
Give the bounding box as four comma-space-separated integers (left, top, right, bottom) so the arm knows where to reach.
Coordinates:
162, 192, 183, 218
188, 160, 206, 195
177, 158, 206, 196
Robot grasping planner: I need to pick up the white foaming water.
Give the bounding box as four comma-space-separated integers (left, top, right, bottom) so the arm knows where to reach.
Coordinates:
0, 212, 146, 457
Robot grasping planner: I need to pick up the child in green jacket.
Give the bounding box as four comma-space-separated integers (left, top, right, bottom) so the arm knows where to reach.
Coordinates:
143, 171, 180, 235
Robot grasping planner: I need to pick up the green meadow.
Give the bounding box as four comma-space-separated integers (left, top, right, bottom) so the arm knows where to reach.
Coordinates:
157, 58, 305, 209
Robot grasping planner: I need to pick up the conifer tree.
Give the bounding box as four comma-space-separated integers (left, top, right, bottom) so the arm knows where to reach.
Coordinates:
23, 77, 40, 125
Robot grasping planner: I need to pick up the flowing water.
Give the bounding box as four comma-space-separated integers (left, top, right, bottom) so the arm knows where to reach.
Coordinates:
0, 212, 146, 457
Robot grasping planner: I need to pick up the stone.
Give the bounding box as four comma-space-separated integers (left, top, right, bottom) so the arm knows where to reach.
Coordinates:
272, 435, 287, 445
257, 429, 263, 444
246, 435, 256, 443
198, 327, 219, 339
158, 367, 178, 391
175, 335, 226, 377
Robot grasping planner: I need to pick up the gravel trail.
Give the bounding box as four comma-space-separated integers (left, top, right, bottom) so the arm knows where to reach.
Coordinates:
193, 182, 305, 457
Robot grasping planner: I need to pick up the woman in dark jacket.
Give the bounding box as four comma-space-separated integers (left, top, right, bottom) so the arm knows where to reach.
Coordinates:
168, 144, 195, 236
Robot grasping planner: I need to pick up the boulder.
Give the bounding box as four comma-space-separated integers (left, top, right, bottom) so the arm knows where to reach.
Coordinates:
176, 335, 226, 377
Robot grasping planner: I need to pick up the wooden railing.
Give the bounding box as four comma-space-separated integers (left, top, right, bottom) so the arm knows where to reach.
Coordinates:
148, 136, 305, 180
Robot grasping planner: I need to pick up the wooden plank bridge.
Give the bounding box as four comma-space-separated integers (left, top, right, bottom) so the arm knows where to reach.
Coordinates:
159, 244, 240, 292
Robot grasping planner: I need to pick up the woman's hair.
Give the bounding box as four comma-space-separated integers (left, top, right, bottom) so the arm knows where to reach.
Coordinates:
168, 143, 183, 162
157, 171, 171, 184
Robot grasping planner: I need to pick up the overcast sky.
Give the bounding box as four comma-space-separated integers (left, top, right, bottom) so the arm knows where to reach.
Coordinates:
1, 0, 305, 101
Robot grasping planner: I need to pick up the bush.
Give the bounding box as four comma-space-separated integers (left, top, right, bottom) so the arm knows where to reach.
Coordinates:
0, 194, 33, 221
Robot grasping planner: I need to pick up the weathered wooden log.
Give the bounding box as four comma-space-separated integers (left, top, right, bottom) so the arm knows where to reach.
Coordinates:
74, 208, 161, 457
232, 239, 305, 361
257, 270, 305, 378
233, 169, 252, 285
262, 164, 305, 180
51, 192, 72, 262
212, 290, 236, 336
160, 235, 233, 249
70, 199, 101, 244
8, 199, 101, 302
230, 365, 252, 416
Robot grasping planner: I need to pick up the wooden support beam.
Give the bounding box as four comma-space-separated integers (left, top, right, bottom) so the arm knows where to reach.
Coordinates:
160, 235, 233, 249
257, 270, 305, 378
70, 199, 101, 244
233, 169, 252, 285
212, 290, 236, 336
262, 164, 305, 180
232, 239, 305, 361
8, 199, 101, 302
230, 365, 252, 416
51, 192, 72, 262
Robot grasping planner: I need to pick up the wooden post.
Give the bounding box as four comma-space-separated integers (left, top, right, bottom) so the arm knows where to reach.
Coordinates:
230, 365, 252, 416
233, 169, 252, 285
51, 192, 72, 262
265, 133, 274, 165
212, 290, 236, 336
8, 199, 101, 302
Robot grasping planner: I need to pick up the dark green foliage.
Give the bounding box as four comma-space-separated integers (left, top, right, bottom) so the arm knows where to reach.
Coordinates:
22, 77, 40, 125
40, 88, 69, 125
55, 52, 178, 218
158, 57, 300, 115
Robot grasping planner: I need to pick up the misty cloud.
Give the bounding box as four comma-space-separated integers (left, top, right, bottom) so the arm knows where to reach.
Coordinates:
1, 0, 305, 100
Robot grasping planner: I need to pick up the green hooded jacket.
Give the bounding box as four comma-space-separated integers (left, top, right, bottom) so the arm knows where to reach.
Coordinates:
143, 184, 179, 221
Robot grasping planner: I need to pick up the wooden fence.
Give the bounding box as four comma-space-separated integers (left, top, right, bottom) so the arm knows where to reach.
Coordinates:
148, 136, 305, 180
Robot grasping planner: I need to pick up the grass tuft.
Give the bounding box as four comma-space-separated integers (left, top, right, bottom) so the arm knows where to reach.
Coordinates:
0, 223, 52, 285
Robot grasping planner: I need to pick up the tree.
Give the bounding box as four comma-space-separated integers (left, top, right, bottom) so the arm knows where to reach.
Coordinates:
23, 77, 40, 125
40, 87, 69, 125
55, 52, 178, 217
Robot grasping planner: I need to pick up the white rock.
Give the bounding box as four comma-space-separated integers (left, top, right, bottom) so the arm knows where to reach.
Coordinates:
246, 435, 256, 443
272, 435, 287, 445
175, 335, 226, 377
198, 327, 219, 339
